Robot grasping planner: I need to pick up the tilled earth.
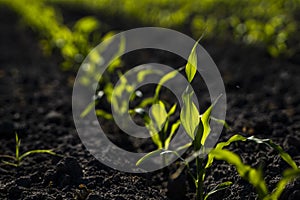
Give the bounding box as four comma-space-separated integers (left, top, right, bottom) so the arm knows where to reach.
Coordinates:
0, 8, 300, 200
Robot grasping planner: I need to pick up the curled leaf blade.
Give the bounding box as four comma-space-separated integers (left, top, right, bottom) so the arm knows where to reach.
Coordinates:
136, 149, 163, 166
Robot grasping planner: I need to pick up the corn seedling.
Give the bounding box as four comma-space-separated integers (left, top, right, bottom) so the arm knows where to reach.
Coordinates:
0, 133, 60, 167
136, 40, 300, 200
174, 134, 300, 200
80, 35, 157, 119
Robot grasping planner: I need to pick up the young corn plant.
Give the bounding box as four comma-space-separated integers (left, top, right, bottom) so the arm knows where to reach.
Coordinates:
134, 101, 181, 166
80, 36, 166, 121
175, 43, 299, 199
134, 66, 191, 165
136, 40, 300, 200
80, 35, 126, 119
134, 40, 230, 199
176, 41, 232, 200
0, 133, 59, 167
175, 134, 300, 200
176, 41, 300, 199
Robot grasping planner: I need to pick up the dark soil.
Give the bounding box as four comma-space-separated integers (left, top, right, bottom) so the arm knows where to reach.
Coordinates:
1, 7, 300, 200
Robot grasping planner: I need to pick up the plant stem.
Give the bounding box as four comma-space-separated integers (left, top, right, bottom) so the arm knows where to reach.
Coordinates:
195, 156, 204, 200
16, 135, 20, 166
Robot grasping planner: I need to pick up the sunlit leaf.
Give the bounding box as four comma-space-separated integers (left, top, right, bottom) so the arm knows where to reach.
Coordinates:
180, 90, 199, 140
206, 134, 246, 168
247, 136, 298, 169
167, 103, 177, 116
175, 142, 193, 152
95, 109, 113, 120
19, 150, 57, 160
136, 149, 163, 166
104, 82, 114, 102
204, 181, 233, 200
149, 101, 168, 132
210, 149, 269, 198
137, 69, 162, 83
136, 97, 154, 108
107, 35, 125, 73
154, 66, 184, 100
81, 101, 97, 118
2, 161, 18, 167
265, 168, 300, 200
210, 116, 230, 130
185, 41, 198, 82
200, 94, 222, 145
165, 120, 181, 149
73, 16, 99, 33
146, 117, 164, 149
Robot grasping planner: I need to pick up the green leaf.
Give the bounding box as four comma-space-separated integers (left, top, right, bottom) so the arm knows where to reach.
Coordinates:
136, 97, 154, 108
180, 90, 199, 140
247, 136, 298, 170
137, 69, 162, 83
206, 134, 298, 170
73, 16, 99, 33
136, 149, 163, 166
110, 72, 134, 114
81, 101, 97, 118
167, 103, 177, 116
175, 142, 193, 152
200, 94, 222, 145
19, 150, 57, 160
204, 181, 233, 200
154, 67, 184, 100
266, 168, 300, 200
107, 35, 126, 73
210, 149, 269, 198
0, 155, 16, 160
150, 101, 168, 132
185, 41, 198, 82
268, 141, 298, 169
2, 160, 18, 167
145, 120, 163, 149
206, 134, 246, 168
210, 116, 230, 130
165, 120, 181, 149
95, 109, 113, 120
151, 131, 163, 148
104, 82, 114, 103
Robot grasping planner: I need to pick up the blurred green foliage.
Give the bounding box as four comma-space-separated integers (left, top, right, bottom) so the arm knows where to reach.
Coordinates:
1, 0, 300, 68
0, 0, 103, 70
48, 0, 300, 57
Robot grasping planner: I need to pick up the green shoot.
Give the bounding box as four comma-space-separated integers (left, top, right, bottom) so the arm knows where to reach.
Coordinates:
0, 133, 60, 167
135, 103, 180, 166
203, 181, 233, 200
178, 133, 300, 200
210, 148, 269, 198
135, 39, 300, 200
